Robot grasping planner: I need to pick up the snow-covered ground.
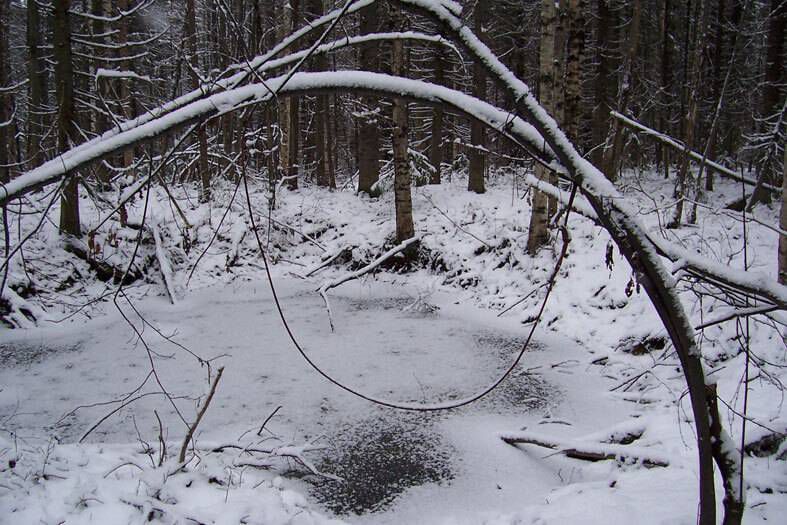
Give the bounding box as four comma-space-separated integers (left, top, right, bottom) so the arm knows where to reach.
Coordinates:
1, 169, 785, 523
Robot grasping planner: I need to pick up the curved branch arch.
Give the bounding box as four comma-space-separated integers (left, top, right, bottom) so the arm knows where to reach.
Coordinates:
1, 3, 781, 514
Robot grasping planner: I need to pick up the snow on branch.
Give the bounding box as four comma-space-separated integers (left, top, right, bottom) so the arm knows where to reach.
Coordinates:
319, 236, 421, 331
611, 111, 779, 193
499, 430, 670, 468
69, 0, 154, 23
95, 68, 151, 83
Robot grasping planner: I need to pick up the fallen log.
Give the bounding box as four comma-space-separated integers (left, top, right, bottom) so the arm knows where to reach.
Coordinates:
499, 430, 669, 468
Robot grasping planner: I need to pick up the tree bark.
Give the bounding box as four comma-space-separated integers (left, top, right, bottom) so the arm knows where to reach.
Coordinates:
527, 0, 557, 255
603, 0, 642, 181
669, 0, 707, 228
762, 0, 786, 124
749, 0, 786, 206
0, 0, 9, 185
428, 45, 444, 185
659, 0, 673, 179
591, 0, 617, 171
54, 0, 81, 237
468, 3, 487, 194
706, 384, 745, 525
357, 3, 381, 195
307, 0, 330, 187
779, 146, 787, 284
564, 0, 586, 144
27, 0, 48, 169
391, 12, 414, 245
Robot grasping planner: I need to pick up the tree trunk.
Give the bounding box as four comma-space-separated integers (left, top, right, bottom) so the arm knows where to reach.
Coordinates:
779, 146, 787, 284
428, 45, 444, 185
659, 0, 673, 180
468, 4, 487, 194
527, 0, 557, 255
0, 0, 9, 185
357, 3, 381, 195
283, 0, 301, 190
54, 0, 81, 237
669, 0, 707, 228
391, 14, 414, 245
184, 0, 212, 203
27, 0, 48, 169
591, 0, 617, 171
564, 0, 586, 144
307, 0, 329, 187
762, 0, 786, 124
749, 0, 786, 206
603, 0, 642, 181
706, 384, 745, 525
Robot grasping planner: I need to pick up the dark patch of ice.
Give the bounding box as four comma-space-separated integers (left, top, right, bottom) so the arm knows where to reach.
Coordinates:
310, 412, 453, 515
0, 341, 81, 368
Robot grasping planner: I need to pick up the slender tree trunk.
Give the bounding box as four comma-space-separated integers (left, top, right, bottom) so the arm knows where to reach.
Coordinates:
592, 0, 617, 171
669, 0, 707, 228
391, 13, 414, 245
706, 384, 746, 525
90, 0, 110, 186
659, 0, 672, 179
0, 0, 9, 185
564, 0, 586, 144
468, 4, 487, 194
117, 0, 135, 170
54, 0, 81, 237
749, 0, 786, 207
307, 0, 329, 187
429, 45, 444, 185
282, 0, 301, 190
603, 0, 642, 181
27, 0, 48, 169
184, 0, 212, 203
357, 3, 381, 194
705, 0, 727, 192
762, 0, 786, 124
779, 146, 787, 284
527, 0, 557, 255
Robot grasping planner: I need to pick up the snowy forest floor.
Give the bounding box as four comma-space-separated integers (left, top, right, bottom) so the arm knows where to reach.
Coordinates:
1, 168, 785, 524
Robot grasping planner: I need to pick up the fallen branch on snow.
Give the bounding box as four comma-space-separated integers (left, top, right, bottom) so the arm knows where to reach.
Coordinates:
209, 441, 340, 480
318, 236, 421, 331
499, 430, 669, 468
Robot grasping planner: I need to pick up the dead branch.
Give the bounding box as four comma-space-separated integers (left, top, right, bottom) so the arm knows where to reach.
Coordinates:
304, 245, 352, 277
178, 366, 224, 463
500, 430, 669, 468
318, 236, 421, 331
150, 219, 177, 304
611, 111, 779, 194
209, 441, 341, 480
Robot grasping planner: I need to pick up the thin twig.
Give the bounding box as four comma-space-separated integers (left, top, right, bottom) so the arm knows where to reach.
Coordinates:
179, 366, 225, 463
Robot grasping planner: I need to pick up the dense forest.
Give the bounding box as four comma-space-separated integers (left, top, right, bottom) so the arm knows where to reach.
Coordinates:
0, 1, 785, 524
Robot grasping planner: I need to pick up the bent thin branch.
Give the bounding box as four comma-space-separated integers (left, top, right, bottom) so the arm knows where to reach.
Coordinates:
179, 366, 224, 463
4, 72, 784, 311
611, 111, 779, 194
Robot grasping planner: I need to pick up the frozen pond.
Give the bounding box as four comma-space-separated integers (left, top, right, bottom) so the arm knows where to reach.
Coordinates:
0, 276, 562, 522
